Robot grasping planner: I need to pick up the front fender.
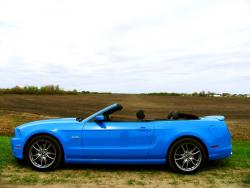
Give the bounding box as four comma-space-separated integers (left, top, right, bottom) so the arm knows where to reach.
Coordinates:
22, 129, 65, 159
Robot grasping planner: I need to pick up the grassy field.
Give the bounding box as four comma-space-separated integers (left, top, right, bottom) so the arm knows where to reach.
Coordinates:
0, 94, 250, 187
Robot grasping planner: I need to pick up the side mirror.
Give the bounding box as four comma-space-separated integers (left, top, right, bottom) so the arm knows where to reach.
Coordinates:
95, 115, 105, 122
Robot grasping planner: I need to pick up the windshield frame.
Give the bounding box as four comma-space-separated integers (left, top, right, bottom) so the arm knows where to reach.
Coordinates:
85, 103, 122, 122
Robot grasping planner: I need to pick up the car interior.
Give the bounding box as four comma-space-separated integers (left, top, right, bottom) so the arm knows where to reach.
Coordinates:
100, 104, 199, 122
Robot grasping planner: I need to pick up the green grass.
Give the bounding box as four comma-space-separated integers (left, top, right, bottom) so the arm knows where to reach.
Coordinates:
226, 141, 250, 168
0, 136, 249, 187
0, 136, 16, 172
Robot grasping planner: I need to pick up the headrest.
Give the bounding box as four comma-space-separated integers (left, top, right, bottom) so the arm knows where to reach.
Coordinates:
136, 110, 145, 120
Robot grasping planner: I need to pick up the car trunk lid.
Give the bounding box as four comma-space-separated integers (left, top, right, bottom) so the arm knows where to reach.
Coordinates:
201, 116, 225, 121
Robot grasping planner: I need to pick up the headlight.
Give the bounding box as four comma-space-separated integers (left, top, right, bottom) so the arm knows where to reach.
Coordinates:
14, 128, 22, 137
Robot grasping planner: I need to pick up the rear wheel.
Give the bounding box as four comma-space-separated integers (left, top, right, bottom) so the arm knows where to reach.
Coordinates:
168, 138, 206, 174
25, 135, 62, 171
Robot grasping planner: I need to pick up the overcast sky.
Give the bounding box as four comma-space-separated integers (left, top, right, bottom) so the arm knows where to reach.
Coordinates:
0, 0, 250, 93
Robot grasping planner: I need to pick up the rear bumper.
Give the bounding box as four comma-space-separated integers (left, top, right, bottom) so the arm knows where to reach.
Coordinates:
11, 137, 23, 159
208, 145, 232, 160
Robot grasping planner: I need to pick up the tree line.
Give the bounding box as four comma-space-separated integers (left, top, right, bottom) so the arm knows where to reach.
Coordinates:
144, 91, 249, 97
0, 85, 249, 97
0, 85, 92, 95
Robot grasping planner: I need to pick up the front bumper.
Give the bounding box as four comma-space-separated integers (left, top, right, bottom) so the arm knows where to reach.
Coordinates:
11, 137, 23, 159
208, 145, 232, 160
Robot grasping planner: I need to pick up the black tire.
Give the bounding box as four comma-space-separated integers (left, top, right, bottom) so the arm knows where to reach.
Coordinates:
24, 135, 63, 171
168, 138, 207, 174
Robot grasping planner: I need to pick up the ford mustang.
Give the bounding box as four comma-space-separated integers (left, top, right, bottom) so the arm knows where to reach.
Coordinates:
11, 103, 232, 174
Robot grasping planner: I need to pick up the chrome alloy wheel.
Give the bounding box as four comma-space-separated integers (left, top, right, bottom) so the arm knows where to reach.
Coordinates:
29, 140, 56, 169
174, 143, 202, 172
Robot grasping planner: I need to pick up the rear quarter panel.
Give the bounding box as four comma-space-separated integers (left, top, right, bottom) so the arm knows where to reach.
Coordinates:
148, 120, 231, 159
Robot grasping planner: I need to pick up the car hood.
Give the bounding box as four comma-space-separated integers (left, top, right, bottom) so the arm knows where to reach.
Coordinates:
16, 118, 78, 129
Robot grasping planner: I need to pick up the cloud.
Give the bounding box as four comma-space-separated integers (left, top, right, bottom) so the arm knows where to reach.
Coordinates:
0, 0, 250, 93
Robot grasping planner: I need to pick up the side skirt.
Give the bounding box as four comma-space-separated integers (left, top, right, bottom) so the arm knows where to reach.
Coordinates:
65, 159, 166, 165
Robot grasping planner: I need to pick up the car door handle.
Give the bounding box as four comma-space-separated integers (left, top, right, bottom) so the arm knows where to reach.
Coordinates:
139, 127, 151, 131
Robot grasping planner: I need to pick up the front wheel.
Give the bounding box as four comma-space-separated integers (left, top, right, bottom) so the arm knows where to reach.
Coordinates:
168, 138, 207, 174
25, 135, 62, 171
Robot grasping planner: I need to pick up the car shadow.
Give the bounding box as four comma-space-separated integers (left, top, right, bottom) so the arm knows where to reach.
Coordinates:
57, 159, 230, 173
60, 163, 167, 173
203, 159, 231, 171
14, 158, 231, 173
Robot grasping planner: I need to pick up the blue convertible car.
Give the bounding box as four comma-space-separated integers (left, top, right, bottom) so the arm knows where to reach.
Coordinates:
11, 104, 232, 174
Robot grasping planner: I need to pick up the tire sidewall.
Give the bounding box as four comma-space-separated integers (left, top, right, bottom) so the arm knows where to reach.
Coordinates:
24, 135, 62, 171
168, 138, 207, 174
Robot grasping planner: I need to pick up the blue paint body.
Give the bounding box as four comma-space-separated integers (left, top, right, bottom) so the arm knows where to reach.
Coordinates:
11, 104, 232, 164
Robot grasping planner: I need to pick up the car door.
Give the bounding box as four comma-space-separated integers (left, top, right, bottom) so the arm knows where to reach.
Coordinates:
81, 121, 155, 159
